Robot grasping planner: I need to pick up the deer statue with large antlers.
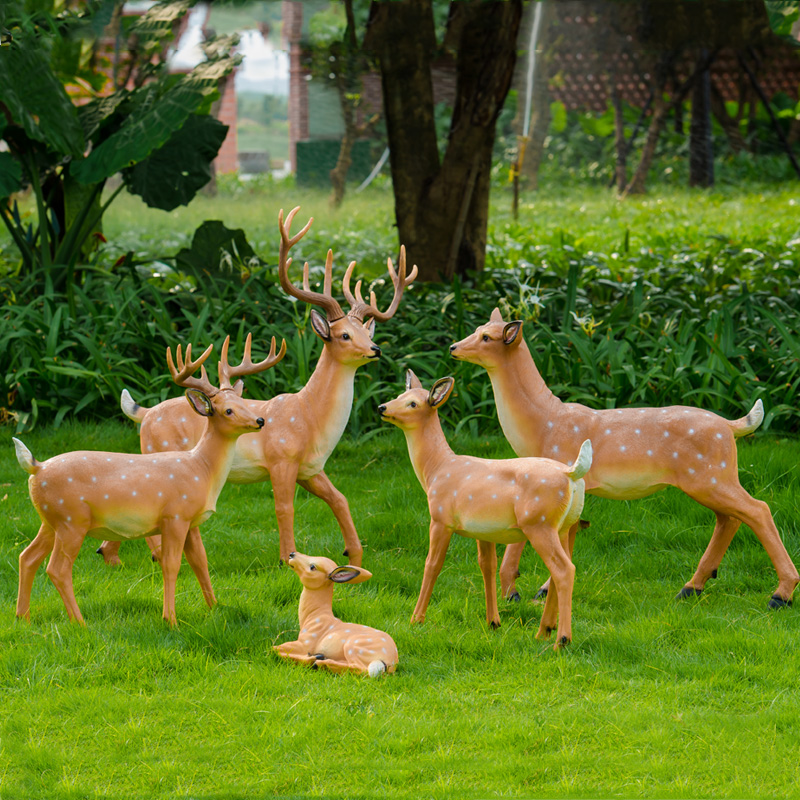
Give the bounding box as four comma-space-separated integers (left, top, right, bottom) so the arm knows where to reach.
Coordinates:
379, 371, 592, 648
13, 334, 285, 625
274, 552, 398, 677
98, 207, 417, 569
450, 308, 800, 609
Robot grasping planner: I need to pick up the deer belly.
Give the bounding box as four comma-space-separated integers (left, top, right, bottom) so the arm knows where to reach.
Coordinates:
86, 523, 160, 542
588, 475, 667, 500
455, 513, 527, 545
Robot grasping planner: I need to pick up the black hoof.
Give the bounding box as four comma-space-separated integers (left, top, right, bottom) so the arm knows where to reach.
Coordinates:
96, 546, 104, 556
343, 549, 349, 557
546, 626, 556, 635
768, 594, 792, 610
314, 653, 326, 660
151, 555, 158, 563
710, 569, 718, 579
558, 635, 570, 647
676, 586, 702, 600
490, 620, 501, 630
507, 592, 521, 603
534, 587, 548, 601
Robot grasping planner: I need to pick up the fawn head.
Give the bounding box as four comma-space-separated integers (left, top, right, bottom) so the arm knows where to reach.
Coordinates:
287, 552, 372, 589
449, 307, 523, 369
279, 207, 417, 367
378, 371, 455, 431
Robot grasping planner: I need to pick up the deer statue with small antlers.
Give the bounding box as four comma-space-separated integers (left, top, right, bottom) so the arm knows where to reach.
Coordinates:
450, 308, 799, 609
13, 334, 285, 625
274, 552, 398, 677
98, 207, 417, 569
379, 371, 592, 648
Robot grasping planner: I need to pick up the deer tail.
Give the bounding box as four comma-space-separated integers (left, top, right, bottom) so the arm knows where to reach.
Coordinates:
120, 389, 148, 424
729, 399, 764, 438
567, 439, 593, 481
12, 438, 40, 475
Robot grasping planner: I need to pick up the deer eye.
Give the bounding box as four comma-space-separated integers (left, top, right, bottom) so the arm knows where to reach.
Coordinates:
342, 333, 350, 340
225, 408, 233, 415
409, 401, 417, 408
482, 334, 490, 342
309, 564, 316, 571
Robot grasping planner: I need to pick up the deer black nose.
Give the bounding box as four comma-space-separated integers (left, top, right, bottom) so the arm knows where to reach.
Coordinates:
371, 345, 381, 355
449, 343, 458, 352
289, 552, 296, 559
378, 404, 387, 414
256, 417, 265, 427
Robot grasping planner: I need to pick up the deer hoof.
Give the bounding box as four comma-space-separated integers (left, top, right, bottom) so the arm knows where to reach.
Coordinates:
557, 635, 571, 647
342, 549, 348, 557
534, 587, 548, 601
710, 569, 718, 579
489, 620, 501, 630
768, 594, 792, 610
507, 591, 521, 603
676, 586, 702, 600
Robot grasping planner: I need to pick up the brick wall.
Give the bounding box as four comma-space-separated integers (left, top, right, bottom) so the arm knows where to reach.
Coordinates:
215, 72, 239, 174
284, 1, 308, 172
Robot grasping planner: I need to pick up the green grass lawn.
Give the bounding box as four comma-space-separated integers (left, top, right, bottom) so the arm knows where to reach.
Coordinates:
1, 416, 799, 799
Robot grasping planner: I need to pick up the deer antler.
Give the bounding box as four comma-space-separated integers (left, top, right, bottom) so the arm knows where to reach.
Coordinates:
166, 342, 216, 395
278, 207, 346, 321
218, 333, 287, 390
343, 245, 418, 323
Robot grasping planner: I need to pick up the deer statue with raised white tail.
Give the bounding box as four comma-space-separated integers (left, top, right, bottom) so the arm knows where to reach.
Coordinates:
98, 207, 417, 569
450, 308, 799, 609
14, 333, 285, 625
379, 371, 591, 648
274, 552, 398, 677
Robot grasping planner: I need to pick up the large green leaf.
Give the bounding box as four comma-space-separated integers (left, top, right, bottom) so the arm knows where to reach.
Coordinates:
123, 114, 228, 211
131, 0, 192, 41
71, 57, 236, 185
0, 45, 85, 156
765, 1, 800, 44
175, 220, 259, 281
0, 153, 22, 198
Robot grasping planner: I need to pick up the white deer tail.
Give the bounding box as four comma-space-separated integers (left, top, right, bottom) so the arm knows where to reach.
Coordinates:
367, 660, 387, 678
567, 439, 593, 481
120, 389, 148, 424
12, 438, 40, 475
729, 399, 764, 438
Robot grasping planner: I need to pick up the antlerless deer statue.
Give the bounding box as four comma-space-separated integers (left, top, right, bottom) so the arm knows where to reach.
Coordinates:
99, 207, 417, 568
450, 308, 799, 609
379, 371, 591, 648
13, 334, 285, 625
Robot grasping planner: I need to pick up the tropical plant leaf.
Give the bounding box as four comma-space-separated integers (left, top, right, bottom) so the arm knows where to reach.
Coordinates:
0, 152, 22, 198
0, 44, 85, 156
174, 220, 259, 280
122, 114, 228, 211
764, 0, 800, 44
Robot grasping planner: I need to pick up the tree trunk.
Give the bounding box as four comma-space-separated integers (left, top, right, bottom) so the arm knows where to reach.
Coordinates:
609, 78, 627, 194
709, 76, 745, 154
367, 0, 522, 281
689, 48, 714, 188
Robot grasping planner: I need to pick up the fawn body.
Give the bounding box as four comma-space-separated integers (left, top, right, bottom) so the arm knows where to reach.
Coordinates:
274, 552, 398, 677
450, 309, 799, 608
14, 336, 283, 625
99, 207, 416, 568
379, 372, 591, 647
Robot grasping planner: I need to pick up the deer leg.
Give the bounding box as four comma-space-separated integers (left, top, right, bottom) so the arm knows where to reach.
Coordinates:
45, 527, 88, 625
411, 520, 453, 624
298, 471, 363, 567
270, 464, 301, 565
677, 512, 740, 599
687, 482, 799, 607
159, 519, 190, 626
523, 523, 575, 648
500, 542, 525, 601
313, 657, 365, 675
476, 540, 501, 628
145, 535, 163, 562
274, 641, 319, 664
96, 540, 123, 566
17, 523, 55, 621
182, 527, 217, 608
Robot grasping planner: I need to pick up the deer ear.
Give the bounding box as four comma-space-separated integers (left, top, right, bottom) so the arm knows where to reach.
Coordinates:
328, 565, 372, 584
363, 317, 376, 338
185, 388, 214, 417
232, 379, 245, 397
310, 308, 332, 342
490, 307, 504, 323
428, 376, 455, 408
503, 321, 523, 345
406, 369, 423, 390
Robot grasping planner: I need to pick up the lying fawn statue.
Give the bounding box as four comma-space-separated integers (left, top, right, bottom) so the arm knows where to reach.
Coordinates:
450, 308, 799, 609
13, 334, 284, 625
100, 207, 417, 569
274, 552, 398, 677
379, 371, 592, 648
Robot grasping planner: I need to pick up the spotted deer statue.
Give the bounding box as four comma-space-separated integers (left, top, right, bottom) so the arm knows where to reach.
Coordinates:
274, 552, 398, 677
379, 371, 591, 648
99, 207, 417, 568
450, 308, 799, 609
13, 334, 285, 625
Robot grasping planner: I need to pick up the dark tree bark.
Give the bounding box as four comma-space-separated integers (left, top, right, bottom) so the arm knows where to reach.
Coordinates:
366, 0, 523, 282
689, 48, 714, 188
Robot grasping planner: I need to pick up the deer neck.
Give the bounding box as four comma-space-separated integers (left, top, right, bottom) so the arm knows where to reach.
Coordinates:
297, 585, 336, 628
300, 347, 357, 435
486, 339, 562, 456
189, 423, 240, 502
402, 415, 455, 490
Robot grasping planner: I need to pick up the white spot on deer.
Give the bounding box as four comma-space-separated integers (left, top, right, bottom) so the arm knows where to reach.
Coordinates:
453, 491, 458, 497
559, 490, 564, 498
696, 453, 704, 460
689, 429, 695, 435
158, 492, 162, 497
663, 431, 670, 438
104, 494, 109, 500
182, 494, 187, 500
688, 468, 696, 475
132, 490, 137, 497
573, 425, 579, 433
91, 477, 97, 482
438, 506, 443, 513
620, 446, 626, 452
42, 481, 47, 487
716, 433, 723, 439
605, 428, 611, 435
492, 494, 497, 499
147, 445, 153, 452
534, 496, 540, 503
182, 438, 189, 445
181, 417, 186, 423
67, 477, 73, 483
67, 516, 71, 522
711, 477, 717, 485
157, 416, 162, 423
162, 441, 168, 447
194, 476, 199, 482
721, 461, 727, 468
290, 416, 295, 422
279, 438, 286, 444
552, 445, 559, 453
432, 490, 437, 496
647, 450, 653, 456
169, 474, 174, 479
541, 514, 547, 521
121, 475, 126, 480
673, 452, 678, 458
635, 429, 641, 435
267, 418, 273, 424
59, 499, 64, 504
